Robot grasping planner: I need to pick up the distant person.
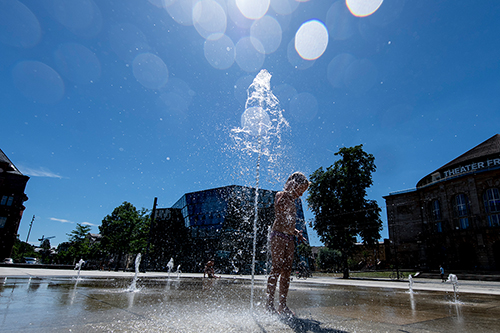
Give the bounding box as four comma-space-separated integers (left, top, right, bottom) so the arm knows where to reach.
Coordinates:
440, 265, 445, 282
204, 260, 218, 278
266, 172, 309, 317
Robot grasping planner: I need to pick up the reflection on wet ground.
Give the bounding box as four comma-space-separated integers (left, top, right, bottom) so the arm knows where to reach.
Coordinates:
1, 276, 499, 332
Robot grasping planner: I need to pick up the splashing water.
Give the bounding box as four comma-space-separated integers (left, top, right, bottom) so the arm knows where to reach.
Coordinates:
230, 69, 290, 310
231, 259, 239, 274
231, 69, 290, 186
74, 259, 85, 281
408, 274, 414, 294
176, 265, 182, 279
127, 253, 141, 292
167, 258, 174, 278
447, 273, 460, 303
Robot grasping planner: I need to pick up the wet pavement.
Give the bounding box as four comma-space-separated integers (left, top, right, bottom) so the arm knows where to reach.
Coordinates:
1, 267, 500, 332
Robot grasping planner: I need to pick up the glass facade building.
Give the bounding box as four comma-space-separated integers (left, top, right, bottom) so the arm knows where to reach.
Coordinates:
151, 185, 309, 273
172, 185, 308, 242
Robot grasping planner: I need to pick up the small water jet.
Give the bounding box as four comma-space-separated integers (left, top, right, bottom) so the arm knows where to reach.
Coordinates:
447, 273, 460, 303
408, 274, 414, 294
167, 258, 174, 278
127, 253, 141, 292
176, 265, 182, 278
231, 259, 239, 274
74, 259, 85, 281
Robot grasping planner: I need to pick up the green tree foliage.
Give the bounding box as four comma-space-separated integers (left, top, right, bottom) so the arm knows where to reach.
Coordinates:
99, 202, 149, 271
39, 238, 53, 264
56, 241, 76, 265
10, 237, 37, 262
130, 207, 150, 256
68, 223, 92, 258
55, 223, 93, 265
67, 223, 91, 243
316, 247, 342, 272
297, 242, 312, 259
294, 242, 311, 268
307, 145, 382, 278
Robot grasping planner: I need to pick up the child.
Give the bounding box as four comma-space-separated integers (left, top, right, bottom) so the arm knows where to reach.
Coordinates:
266, 172, 309, 317
204, 260, 218, 278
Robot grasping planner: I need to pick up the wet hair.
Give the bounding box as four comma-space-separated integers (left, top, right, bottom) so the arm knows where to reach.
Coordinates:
284, 172, 309, 191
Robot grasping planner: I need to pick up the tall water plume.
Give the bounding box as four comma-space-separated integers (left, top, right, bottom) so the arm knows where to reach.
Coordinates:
230, 69, 290, 310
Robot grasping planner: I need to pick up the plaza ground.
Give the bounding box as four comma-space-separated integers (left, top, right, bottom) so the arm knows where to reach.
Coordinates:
1, 267, 500, 332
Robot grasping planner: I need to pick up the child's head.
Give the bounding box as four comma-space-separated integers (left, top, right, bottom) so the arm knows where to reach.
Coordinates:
284, 172, 309, 196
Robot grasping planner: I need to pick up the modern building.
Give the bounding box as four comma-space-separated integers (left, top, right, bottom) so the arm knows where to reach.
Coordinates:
384, 134, 500, 271
148, 185, 309, 273
0, 149, 30, 260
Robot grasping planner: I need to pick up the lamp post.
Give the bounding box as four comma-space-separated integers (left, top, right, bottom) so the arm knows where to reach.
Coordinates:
141, 197, 157, 272
25, 215, 35, 243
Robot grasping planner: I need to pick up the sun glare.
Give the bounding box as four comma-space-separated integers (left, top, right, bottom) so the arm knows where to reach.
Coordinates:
346, 0, 383, 17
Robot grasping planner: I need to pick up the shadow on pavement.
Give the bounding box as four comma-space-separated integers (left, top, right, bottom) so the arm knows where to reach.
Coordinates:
282, 316, 349, 333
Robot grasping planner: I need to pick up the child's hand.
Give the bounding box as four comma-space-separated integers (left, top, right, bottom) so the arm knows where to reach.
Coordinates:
296, 229, 305, 243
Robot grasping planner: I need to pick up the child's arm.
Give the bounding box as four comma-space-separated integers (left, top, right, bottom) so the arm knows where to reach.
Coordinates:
295, 229, 306, 243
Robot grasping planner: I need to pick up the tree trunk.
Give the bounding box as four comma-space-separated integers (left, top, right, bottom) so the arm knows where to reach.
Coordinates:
342, 251, 349, 279
114, 252, 122, 272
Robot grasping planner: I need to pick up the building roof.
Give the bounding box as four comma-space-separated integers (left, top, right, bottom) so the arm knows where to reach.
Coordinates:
0, 148, 24, 176
416, 134, 500, 188
440, 134, 500, 169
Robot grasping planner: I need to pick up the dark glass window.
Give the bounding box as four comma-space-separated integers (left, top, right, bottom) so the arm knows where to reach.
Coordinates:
483, 188, 500, 227
1, 196, 13, 206
431, 199, 441, 221
453, 194, 470, 229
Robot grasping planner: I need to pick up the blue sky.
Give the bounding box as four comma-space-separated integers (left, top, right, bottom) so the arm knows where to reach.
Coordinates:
1, 0, 499, 247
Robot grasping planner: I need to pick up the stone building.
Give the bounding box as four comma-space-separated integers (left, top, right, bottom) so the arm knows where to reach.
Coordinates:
0, 149, 30, 260
384, 134, 500, 271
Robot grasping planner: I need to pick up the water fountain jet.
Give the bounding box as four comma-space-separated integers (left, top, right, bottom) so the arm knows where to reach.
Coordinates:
408, 274, 414, 294
167, 258, 174, 278
231, 69, 289, 310
74, 259, 85, 281
447, 273, 459, 303
127, 253, 141, 292
176, 265, 182, 278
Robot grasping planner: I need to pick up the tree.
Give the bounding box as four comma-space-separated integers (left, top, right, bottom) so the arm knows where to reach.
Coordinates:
297, 242, 312, 260
68, 223, 92, 260
10, 237, 37, 263
316, 247, 342, 272
68, 223, 91, 243
39, 238, 53, 264
99, 202, 149, 271
55, 223, 93, 265
56, 241, 75, 265
307, 145, 382, 278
